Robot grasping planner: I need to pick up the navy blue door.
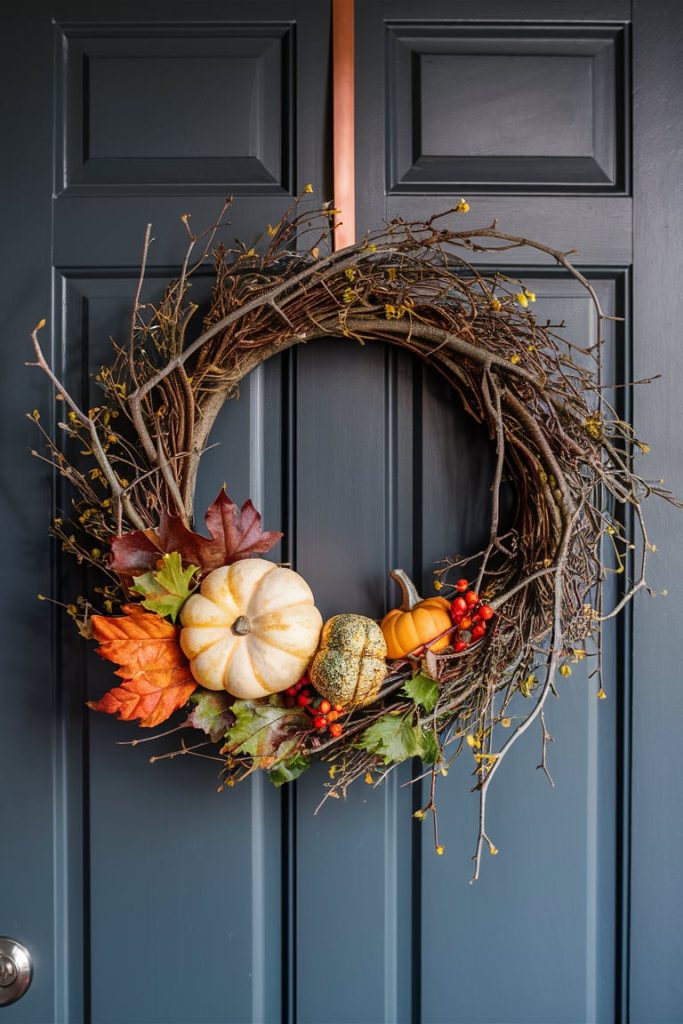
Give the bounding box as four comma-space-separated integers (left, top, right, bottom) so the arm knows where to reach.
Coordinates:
2, 2, 682, 1022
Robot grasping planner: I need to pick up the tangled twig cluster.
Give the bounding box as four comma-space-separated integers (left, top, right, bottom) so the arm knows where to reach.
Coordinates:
29, 193, 675, 880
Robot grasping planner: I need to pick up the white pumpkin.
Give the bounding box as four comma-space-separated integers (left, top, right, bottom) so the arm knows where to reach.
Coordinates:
179, 558, 323, 699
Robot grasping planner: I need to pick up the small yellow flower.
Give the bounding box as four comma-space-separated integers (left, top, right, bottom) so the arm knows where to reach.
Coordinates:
559, 664, 572, 677
387, 267, 397, 281
510, 354, 521, 365
311, 246, 320, 258
433, 580, 443, 591
303, 183, 314, 194
636, 440, 651, 453
490, 296, 502, 312
584, 414, 602, 440
328, 764, 338, 779
436, 844, 445, 855
413, 809, 426, 820
32, 409, 40, 420
527, 344, 537, 352
489, 843, 499, 856
342, 288, 355, 304
344, 268, 356, 281
246, 248, 256, 257
474, 752, 499, 764
455, 198, 470, 213
501, 717, 512, 728
520, 674, 536, 697
91, 548, 101, 559
440, 767, 448, 777
266, 224, 277, 237
516, 292, 529, 308
525, 290, 536, 303
466, 734, 477, 748
37, 318, 47, 330
572, 648, 587, 662
364, 772, 373, 785
597, 688, 607, 700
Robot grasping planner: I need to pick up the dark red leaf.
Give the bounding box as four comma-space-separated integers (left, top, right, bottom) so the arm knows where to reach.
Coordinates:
108, 489, 282, 578
109, 529, 163, 576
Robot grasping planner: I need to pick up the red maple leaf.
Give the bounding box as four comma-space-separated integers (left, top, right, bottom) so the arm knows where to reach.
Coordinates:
88, 604, 197, 728
109, 489, 282, 577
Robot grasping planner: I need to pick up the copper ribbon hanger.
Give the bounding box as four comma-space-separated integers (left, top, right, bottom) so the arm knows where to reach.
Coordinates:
332, 0, 355, 249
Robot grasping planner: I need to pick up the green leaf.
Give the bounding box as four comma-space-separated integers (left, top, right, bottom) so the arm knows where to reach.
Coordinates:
357, 714, 423, 765
131, 551, 199, 622
225, 699, 308, 769
187, 691, 234, 743
401, 671, 439, 713
269, 755, 310, 787
418, 729, 440, 765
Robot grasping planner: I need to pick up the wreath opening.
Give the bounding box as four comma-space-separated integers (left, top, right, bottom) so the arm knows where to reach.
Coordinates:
28, 192, 677, 880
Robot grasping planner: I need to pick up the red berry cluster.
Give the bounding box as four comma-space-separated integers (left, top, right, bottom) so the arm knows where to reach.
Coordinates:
283, 675, 345, 737
450, 579, 495, 652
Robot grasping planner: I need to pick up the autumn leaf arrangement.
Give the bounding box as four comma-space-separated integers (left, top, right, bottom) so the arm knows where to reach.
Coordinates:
27, 193, 677, 880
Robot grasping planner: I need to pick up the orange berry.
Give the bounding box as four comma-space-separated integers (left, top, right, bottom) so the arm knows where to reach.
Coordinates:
329, 723, 343, 738
456, 579, 469, 591
465, 590, 479, 606
319, 699, 331, 714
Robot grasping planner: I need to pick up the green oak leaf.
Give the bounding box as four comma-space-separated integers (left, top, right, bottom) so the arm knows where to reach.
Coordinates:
357, 714, 423, 765
269, 754, 311, 787
419, 729, 440, 765
401, 671, 439, 713
225, 699, 308, 769
131, 551, 199, 622
187, 691, 234, 743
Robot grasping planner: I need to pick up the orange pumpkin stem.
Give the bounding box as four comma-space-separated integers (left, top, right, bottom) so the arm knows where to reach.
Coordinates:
390, 568, 422, 612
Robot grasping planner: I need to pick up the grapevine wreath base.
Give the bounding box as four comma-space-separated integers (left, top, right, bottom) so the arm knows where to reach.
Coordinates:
29, 193, 675, 879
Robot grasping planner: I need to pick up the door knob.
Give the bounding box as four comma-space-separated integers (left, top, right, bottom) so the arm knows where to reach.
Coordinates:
0, 937, 32, 1007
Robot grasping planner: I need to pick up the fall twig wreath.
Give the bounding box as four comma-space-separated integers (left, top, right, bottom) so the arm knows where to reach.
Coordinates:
28, 192, 676, 880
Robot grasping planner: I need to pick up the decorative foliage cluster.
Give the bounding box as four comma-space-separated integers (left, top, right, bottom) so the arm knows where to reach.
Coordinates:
29, 192, 675, 880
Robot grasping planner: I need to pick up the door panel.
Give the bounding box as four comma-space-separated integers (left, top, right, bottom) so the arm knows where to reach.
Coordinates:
2, 3, 682, 1023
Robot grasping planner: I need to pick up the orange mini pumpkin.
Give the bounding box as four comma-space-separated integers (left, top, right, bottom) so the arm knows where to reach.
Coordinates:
381, 569, 453, 660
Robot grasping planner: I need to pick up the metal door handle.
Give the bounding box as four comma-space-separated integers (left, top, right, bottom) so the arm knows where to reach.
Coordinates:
0, 938, 32, 1007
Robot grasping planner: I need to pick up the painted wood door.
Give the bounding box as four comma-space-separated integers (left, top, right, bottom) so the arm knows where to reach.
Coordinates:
1, 2, 681, 1022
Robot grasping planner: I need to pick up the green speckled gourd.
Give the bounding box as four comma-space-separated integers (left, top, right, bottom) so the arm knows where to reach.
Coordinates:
309, 613, 388, 708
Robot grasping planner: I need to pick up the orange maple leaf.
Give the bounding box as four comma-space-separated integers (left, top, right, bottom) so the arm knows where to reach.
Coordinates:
88, 603, 197, 728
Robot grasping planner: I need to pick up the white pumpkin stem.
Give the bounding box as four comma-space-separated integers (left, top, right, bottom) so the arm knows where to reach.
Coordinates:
232, 615, 251, 636
390, 569, 422, 611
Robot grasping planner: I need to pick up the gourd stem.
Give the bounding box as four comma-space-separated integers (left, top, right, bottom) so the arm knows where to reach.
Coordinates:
390, 569, 422, 612
232, 615, 251, 636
